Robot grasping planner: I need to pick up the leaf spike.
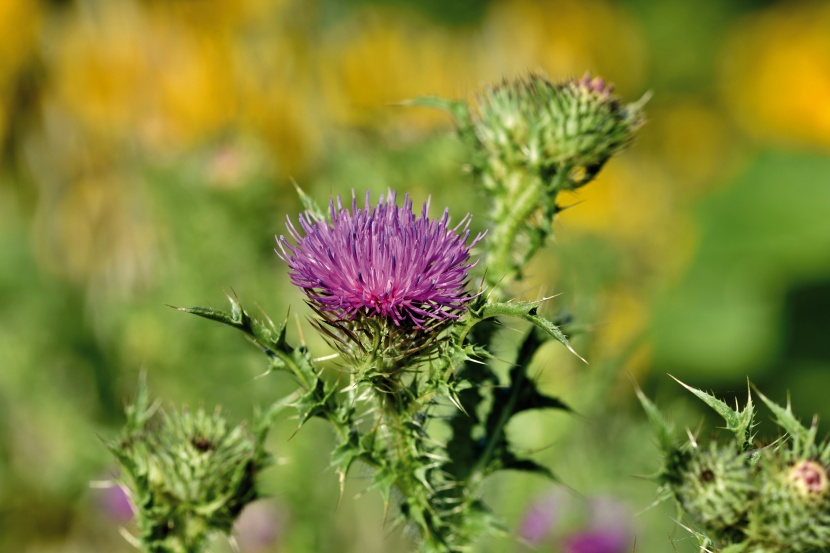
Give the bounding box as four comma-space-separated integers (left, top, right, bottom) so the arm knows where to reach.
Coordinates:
293, 311, 306, 347
631, 375, 675, 454
565, 343, 588, 364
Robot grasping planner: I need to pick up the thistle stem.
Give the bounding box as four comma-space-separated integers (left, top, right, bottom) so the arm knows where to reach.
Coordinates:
485, 167, 569, 291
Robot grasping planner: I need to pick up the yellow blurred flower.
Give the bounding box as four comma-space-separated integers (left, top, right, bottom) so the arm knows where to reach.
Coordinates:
47, 0, 321, 174
146, 26, 238, 149
235, 31, 323, 176
318, 7, 478, 131
0, 0, 41, 145
25, 103, 160, 298
32, 168, 160, 298
721, 2, 830, 148
49, 3, 152, 138
480, 0, 646, 92
645, 99, 745, 198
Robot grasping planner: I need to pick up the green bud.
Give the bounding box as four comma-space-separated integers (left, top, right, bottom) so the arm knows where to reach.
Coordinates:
752, 457, 830, 551
107, 384, 273, 553
471, 72, 648, 189
673, 442, 754, 536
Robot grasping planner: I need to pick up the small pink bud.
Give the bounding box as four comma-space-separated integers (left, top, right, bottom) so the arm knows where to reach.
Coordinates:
787, 460, 829, 498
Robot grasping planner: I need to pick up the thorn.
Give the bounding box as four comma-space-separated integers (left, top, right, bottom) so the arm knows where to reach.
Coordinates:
566, 343, 588, 364
289, 176, 302, 195
534, 292, 564, 304
336, 471, 345, 512
555, 199, 586, 212
685, 427, 698, 449
89, 479, 118, 489
253, 365, 272, 379
118, 527, 142, 549
256, 302, 277, 330
287, 424, 302, 442
294, 313, 306, 347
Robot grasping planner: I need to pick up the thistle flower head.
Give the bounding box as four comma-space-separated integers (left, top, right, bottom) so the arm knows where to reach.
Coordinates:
278, 191, 482, 328
277, 191, 483, 367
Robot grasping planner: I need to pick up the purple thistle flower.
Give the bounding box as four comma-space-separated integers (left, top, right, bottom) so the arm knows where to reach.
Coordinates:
579, 72, 616, 97
563, 529, 630, 553
95, 483, 135, 525
277, 190, 483, 330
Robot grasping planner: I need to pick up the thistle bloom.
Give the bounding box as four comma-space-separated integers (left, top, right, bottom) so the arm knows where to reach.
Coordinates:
277, 191, 482, 330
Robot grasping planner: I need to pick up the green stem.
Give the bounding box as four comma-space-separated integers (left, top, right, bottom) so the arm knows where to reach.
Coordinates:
486, 174, 543, 288
485, 167, 570, 291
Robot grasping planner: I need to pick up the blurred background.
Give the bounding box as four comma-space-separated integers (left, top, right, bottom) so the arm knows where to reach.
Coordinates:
1, 0, 829, 551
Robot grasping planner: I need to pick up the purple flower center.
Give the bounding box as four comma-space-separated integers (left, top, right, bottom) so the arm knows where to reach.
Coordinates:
277, 191, 482, 328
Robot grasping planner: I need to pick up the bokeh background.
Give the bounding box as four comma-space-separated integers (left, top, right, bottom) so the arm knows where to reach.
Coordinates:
1, 0, 829, 551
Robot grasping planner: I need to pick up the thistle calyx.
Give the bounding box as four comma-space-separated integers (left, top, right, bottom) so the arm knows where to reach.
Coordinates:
107, 383, 273, 553
470, 72, 648, 190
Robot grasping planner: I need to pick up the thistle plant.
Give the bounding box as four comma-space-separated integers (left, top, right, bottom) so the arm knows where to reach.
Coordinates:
106, 381, 275, 553
415, 72, 648, 288
638, 380, 830, 552
108, 71, 646, 552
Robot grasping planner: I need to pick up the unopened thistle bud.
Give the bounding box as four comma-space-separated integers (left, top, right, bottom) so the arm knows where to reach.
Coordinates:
277, 190, 483, 371
787, 459, 829, 500
754, 457, 830, 550
108, 385, 272, 553
471, 72, 648, 189
673, 441, 755, 535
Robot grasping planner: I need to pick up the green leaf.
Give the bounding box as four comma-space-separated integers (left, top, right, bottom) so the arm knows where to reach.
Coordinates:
633, 384, 675, 456
403, 96, 470, 124
292, 181, 327, 221
754, 388, 816, 459
671, 376, 755, 447
475, 300, 587, 363
498, 449, 557, 481
291, 377, 334, 427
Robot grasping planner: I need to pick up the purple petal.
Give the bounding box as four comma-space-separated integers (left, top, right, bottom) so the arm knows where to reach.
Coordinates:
563, 529, 630, 553
278, 190, 484, 328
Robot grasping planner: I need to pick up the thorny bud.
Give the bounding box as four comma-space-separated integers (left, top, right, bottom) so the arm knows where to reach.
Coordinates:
107, 384, 272, 553
277, 190, 483, 370
673, 442, 754, 534
641, 380, 830, 552
753, 457, 830, 551
471, 72, 648, 189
